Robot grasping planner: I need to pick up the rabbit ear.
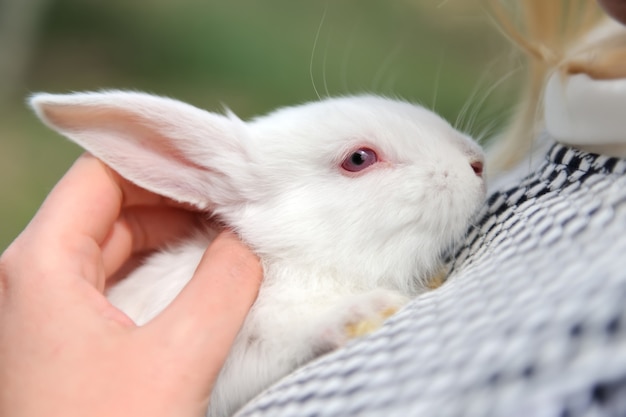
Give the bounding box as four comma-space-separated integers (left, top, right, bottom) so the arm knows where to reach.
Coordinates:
30, 90, 250, 210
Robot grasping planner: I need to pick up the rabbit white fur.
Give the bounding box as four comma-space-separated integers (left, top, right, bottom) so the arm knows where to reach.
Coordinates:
30, 91, 486, 417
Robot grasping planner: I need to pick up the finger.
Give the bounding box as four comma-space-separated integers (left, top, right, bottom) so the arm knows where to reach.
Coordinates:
144, 231, 262, 372
15, 155, 126, 285
99, 206, 202, 280
21, 154, 199, 286
25, 156, 119, 247
31, 154, 187, 249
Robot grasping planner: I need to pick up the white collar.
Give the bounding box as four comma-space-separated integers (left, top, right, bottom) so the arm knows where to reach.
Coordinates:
544, 73, 626, 157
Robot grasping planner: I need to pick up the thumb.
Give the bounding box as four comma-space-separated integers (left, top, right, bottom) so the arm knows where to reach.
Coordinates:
144, 230, 262, 377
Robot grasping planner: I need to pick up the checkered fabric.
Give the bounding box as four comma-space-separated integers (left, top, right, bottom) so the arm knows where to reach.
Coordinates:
235, 141, 626, 417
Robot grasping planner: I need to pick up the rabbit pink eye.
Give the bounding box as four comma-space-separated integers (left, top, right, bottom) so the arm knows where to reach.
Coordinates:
341, 148, 378, 172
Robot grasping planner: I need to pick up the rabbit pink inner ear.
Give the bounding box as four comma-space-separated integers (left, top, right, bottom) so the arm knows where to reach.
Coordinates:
33, 95, 240, 210
42, 104, 210, 173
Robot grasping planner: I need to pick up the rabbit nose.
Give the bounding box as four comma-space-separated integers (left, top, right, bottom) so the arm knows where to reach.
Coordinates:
470, 160, 484, 177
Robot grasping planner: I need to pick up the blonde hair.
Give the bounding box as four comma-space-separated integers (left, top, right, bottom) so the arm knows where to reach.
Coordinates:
488, 0, 626, 175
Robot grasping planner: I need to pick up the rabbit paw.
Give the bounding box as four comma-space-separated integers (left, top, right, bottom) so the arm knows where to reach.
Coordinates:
344, 305, 398, 338
313, 289, 409, 354
425, 264, 450, 290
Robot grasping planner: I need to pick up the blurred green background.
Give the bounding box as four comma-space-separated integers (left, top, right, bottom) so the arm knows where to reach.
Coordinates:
0, 0, 517, 250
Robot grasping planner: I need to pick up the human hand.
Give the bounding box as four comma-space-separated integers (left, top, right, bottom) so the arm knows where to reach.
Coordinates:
0, 154, 263, 417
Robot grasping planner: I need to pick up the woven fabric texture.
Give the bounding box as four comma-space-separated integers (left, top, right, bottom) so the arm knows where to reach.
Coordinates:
235, 141, 626, 417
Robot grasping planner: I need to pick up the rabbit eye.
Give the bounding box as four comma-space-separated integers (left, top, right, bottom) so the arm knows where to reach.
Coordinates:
341, 148, 378, 172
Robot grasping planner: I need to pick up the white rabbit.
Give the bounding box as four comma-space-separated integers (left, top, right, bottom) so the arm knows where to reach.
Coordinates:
30, 91, 486, 417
